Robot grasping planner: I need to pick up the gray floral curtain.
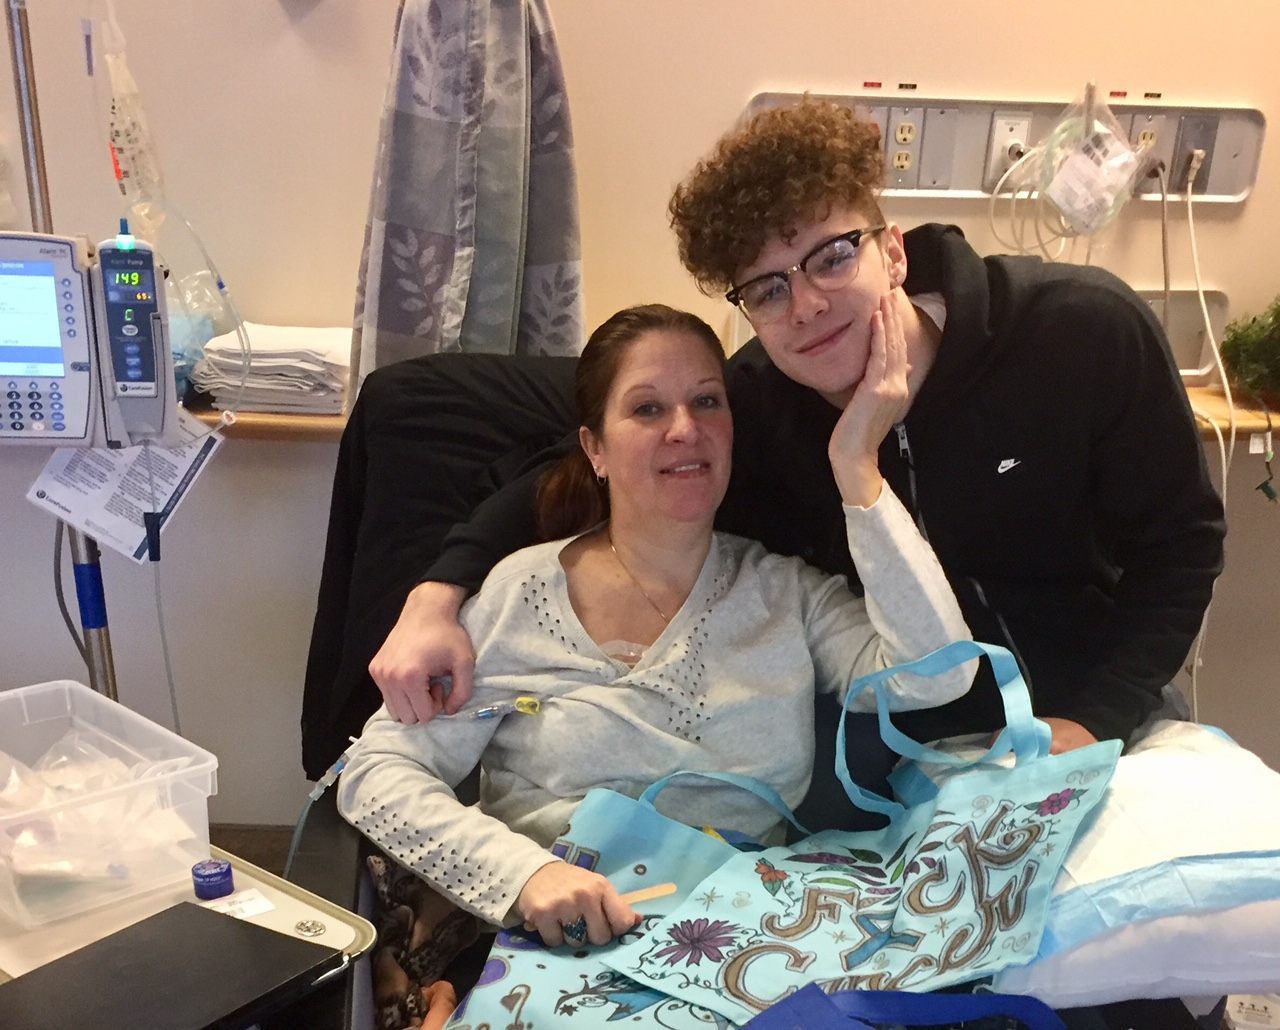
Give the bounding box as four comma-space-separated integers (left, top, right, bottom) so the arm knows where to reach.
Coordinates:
350, 0, 584, 391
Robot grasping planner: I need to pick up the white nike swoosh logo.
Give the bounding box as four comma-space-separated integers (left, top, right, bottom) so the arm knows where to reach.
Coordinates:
997, 459, 1021, 474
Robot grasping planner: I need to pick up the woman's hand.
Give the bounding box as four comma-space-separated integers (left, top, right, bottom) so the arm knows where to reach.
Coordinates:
828, 293, 910, 508
516, 862, 640, 947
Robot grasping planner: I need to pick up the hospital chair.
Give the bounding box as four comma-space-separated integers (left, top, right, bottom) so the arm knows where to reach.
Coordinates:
285, 352, 578, 1029
286, 351, 1221, 1030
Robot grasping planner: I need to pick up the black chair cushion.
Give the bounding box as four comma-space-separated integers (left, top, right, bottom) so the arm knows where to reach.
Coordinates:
301, 353, 577, 779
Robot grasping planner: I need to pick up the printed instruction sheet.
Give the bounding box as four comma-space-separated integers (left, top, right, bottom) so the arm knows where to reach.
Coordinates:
26, 409, 223, 562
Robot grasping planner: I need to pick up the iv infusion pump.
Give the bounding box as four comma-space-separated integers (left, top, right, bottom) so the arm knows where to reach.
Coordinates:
0, 230, 179, 449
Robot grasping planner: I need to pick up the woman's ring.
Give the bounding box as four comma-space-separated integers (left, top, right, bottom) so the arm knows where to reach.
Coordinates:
562, 916, 588, 943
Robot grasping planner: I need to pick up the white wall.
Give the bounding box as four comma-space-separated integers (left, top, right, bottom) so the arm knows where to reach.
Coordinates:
0, 0, 1276, 823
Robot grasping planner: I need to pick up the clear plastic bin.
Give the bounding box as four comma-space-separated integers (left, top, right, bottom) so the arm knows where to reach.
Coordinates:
0, 680, 218, 927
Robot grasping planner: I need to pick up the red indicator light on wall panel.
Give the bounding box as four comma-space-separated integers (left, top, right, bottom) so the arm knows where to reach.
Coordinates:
1109, 91, 1128, 98
863, 81, 882, 88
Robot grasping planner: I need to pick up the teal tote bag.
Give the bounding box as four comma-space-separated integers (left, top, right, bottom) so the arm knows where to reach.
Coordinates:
605, 640, 1122, 1026
443, 771, 801, 1030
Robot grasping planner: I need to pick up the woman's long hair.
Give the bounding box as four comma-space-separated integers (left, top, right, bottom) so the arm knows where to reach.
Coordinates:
535, 304, 724, 541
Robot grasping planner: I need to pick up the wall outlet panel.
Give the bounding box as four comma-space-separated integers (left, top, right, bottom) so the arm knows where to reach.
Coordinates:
1171, 114, 1220, 193
1211, 111, 1266, 198
918, 107, 959, 189
984, 110, 1033, 190
1130, 111, 1176, 194
887, 107, 923, 188
1131, 111, 1169, 150
745, 93, 1264, 202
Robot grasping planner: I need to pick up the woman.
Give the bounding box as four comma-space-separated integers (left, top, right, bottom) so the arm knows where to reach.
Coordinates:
338, 302, 972, 958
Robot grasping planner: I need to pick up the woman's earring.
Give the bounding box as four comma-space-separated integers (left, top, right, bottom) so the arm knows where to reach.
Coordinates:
594, 468, 607, 485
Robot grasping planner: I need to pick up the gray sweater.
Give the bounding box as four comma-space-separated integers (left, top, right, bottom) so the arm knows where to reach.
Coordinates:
338, 486, 972, 925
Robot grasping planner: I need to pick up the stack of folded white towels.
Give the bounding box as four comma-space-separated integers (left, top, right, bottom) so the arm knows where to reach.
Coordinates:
190, 322, 351, 415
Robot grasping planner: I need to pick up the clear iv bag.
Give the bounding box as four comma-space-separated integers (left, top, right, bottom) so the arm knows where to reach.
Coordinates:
101, 7, 166, 241
1038, 83, 1140, 237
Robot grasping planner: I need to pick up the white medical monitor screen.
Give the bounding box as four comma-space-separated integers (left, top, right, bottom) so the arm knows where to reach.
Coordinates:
0, 259, 65, 377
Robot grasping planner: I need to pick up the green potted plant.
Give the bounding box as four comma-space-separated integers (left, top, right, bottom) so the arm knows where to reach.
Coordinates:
1222, 295, 1280, 407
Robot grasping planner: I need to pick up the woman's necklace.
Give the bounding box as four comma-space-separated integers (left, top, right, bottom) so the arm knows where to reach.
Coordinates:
607, 528, 670, 624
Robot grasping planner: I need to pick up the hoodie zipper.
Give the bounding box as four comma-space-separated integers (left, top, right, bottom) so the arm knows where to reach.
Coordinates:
894, 422, 929, 542
895, 421, 1034, 702
968, 577, 1035, 704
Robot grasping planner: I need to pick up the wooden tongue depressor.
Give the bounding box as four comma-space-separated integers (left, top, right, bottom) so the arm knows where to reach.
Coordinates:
618, 882, 677, 905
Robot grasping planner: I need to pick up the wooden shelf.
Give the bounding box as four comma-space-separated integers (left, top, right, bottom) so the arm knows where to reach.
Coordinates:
1186, 385, 1274, 438
191, 408, 346, 442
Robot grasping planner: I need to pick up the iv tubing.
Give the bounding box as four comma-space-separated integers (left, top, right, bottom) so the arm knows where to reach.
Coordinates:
142, 440, 183, 735
283, 741, 356, 880
53, 521, 88, 662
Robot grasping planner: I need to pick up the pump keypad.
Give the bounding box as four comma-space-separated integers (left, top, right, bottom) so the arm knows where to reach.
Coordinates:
5, 380, 68, 434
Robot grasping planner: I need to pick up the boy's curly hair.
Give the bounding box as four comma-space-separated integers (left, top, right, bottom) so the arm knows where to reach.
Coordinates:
670, 98, 886, 295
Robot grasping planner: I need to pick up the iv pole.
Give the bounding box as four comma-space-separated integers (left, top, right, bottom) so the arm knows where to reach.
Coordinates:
6, 0, 119, 700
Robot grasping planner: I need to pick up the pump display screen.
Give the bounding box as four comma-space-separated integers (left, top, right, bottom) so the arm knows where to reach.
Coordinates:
0, 260, 66, 376
105, 267, 155, 302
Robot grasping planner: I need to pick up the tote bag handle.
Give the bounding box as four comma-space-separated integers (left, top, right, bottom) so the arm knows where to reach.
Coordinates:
835, 640, 1052, 816
639, 770, 809, 837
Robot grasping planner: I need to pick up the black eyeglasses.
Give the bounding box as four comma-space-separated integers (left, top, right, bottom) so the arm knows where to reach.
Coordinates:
726, 226, 886, 324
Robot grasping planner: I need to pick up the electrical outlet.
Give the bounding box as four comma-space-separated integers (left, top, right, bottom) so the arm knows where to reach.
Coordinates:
1130, 112, 1175, 194
983, 110, 1032, 190
1170, 114, 1220, 193
887, 107, 922, 188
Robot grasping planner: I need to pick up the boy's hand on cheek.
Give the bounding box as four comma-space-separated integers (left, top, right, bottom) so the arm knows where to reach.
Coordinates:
828, 294, 909, 507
